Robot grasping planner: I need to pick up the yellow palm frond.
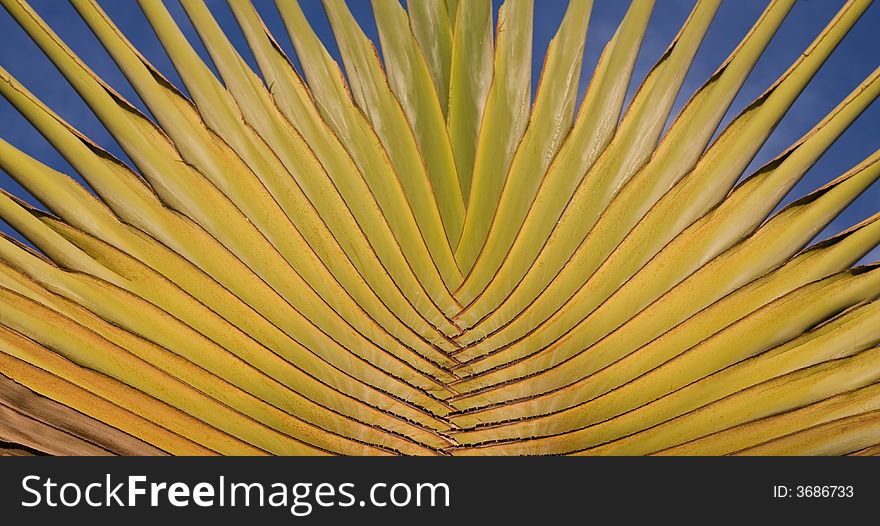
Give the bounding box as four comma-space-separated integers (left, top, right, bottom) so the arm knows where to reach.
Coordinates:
0, 0, 877, 456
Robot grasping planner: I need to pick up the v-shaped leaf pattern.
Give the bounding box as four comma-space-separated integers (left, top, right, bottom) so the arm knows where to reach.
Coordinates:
0, 0, 878, 456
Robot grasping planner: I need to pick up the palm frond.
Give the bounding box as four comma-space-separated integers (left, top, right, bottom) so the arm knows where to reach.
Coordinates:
0, 0, 877, 456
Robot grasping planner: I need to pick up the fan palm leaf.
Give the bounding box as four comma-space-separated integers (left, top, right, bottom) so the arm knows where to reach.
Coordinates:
0, 0, 877, 456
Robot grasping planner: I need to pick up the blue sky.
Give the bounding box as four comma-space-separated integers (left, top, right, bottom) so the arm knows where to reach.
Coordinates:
0, 0, 878, 263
